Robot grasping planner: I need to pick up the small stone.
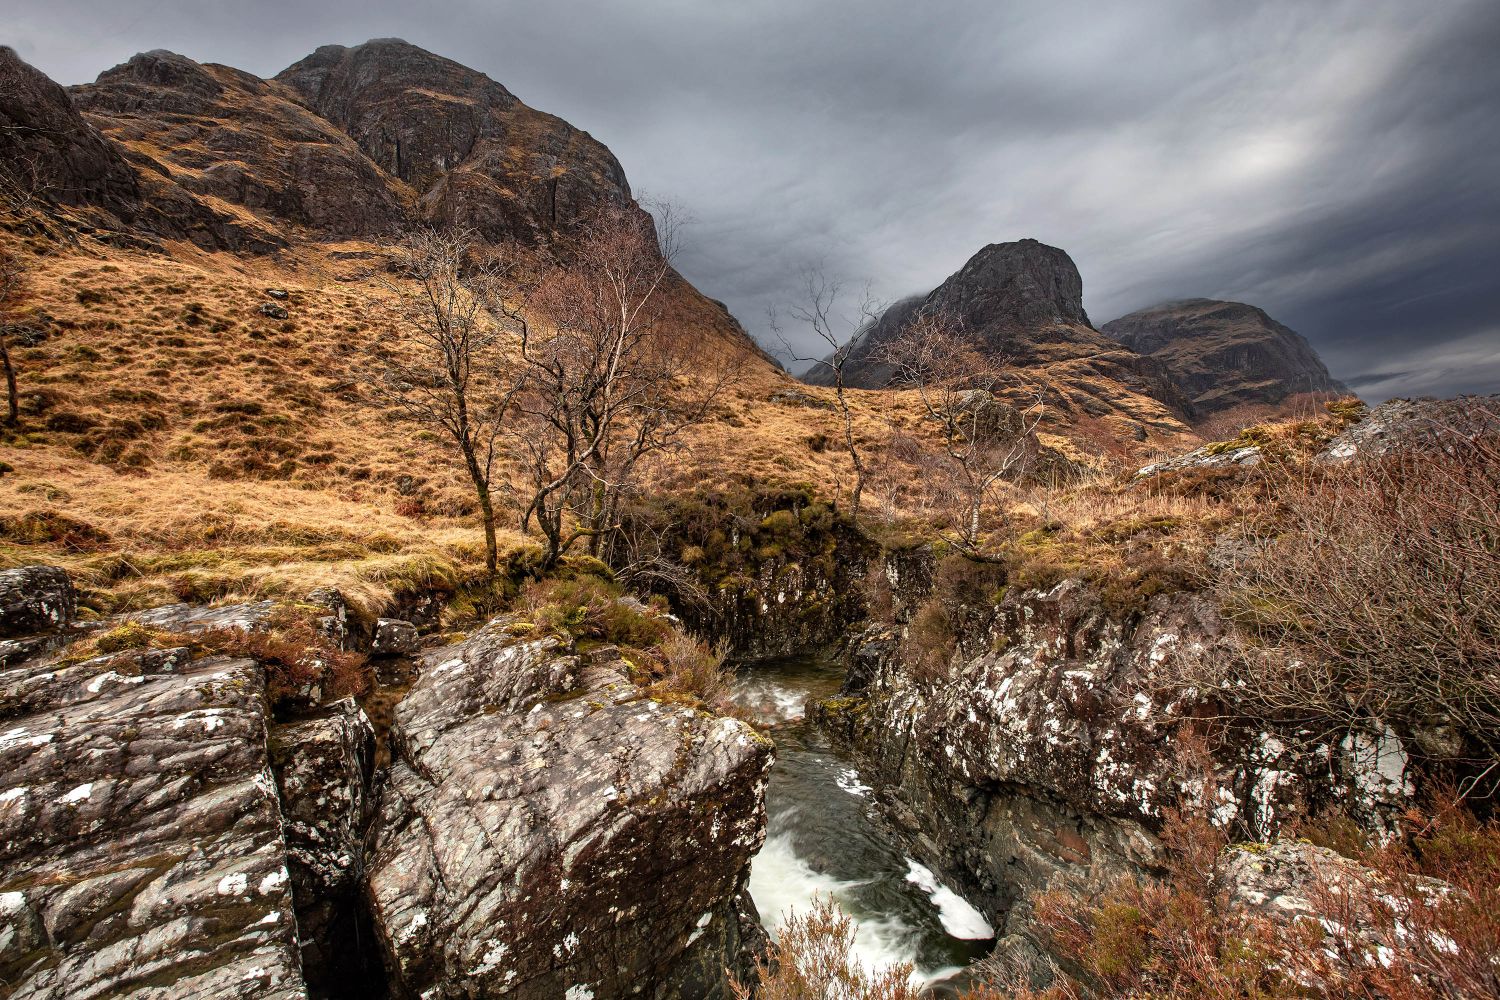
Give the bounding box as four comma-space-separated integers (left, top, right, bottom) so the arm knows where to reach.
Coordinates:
259, 302, 289, 320
266, 288, 289, 299
371, 618, 420, 657
0, 565, 77, 638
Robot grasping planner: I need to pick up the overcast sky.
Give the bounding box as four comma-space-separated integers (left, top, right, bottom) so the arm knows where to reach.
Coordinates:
10, 0, 1499, 400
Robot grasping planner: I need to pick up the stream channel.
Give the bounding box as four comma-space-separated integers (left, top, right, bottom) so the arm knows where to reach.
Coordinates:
730, 654, 995, 992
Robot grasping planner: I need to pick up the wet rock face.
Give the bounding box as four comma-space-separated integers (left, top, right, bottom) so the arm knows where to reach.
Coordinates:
366, 622, 772, 999
0, 565, 77, 638
0, 652, 305, 998
816, 572, 1416, 970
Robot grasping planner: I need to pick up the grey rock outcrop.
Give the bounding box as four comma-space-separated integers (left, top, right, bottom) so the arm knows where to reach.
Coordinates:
369, 618, 418, 657
365, 621, 772, 999
815, 571, 1415, 974
0, 565, 77, 639
1319, 393, 1499, 463
0, 651, 306, 998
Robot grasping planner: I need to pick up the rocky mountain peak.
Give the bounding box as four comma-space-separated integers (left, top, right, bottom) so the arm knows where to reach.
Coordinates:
274, 38, 629, 237
806, 238, 1192, 426
0, 46, 141, 210
931, 237, 1092, 334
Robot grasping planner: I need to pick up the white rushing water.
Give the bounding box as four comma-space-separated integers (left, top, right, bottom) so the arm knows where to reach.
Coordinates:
903, 862, 996, 940
735, 655, 993, 992
749, 831, 960, 989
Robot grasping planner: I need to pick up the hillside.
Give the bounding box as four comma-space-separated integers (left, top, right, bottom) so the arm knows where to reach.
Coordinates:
1101, 297, 1350, 417
2, 32, 1494, 1000
0, 45, 1202, 616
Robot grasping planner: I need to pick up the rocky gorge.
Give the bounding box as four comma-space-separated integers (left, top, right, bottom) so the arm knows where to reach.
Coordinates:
7, 397, 1485, 998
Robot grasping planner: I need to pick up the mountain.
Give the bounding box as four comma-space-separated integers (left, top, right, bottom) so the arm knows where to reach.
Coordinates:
1100, 298, 1350, 416
275, 40, 631, 240
808, 238, 1191, 428
62, 39, 632, 246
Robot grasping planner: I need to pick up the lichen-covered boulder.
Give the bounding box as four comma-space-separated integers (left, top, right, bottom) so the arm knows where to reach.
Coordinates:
0, 565, 77, 639
1319, 394, 1499, 463
366, 621, 772, 999
271, 698, 377, 993
127, 599, 276, 634
370, 618, 418, 657
0, 652, 307, 998
815, 574, 1416, 977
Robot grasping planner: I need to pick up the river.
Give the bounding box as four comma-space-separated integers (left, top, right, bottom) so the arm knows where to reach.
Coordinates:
730, 654, 995, 993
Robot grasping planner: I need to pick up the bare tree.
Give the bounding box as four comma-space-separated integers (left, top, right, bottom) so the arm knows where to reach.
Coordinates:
0, 250, 24, 426
880, 310, 1044, 554
773, 269, 883, 521
364, 228, 521, 576
509, 202, 737, 568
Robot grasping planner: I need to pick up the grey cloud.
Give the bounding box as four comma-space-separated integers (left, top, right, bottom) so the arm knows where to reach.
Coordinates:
8, 0, 1498, 401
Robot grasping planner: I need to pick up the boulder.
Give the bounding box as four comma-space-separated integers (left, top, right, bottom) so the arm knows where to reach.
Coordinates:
1319, 394, 1499, 463
271, 699, 378, 993
259, 302, 289, 320
0, 565, 77, 639
365, 621, 772, 999
370, 617, 419, 657
0, 652, 307, 998
126, 599, 275, 634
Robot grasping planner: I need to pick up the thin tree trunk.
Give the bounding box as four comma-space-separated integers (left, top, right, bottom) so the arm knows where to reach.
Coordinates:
0, 336, 16, 425
836, 378, 865, 522
459, 440, 498, 577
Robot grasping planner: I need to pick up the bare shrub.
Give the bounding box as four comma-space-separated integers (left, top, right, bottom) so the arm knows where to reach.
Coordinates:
513, 203, 738, 567
362, 228, 521, 576
650, 630, 734, 710
771, 270, 885, 522
0, 249, 24, 425
877, 310, 1044, 555
1203, 415, 1500, 760
730, 895, 922, 1000
967, 792, 1500, 1000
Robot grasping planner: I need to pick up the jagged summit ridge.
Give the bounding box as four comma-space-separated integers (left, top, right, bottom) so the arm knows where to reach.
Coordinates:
275, 38, 632, 239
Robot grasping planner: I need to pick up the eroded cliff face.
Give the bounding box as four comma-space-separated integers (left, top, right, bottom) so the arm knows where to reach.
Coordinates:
814, 561, 1414, 974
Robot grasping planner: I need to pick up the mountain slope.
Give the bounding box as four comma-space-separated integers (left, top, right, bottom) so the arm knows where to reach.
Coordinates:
808, 239, 1191, 431
1100, 298, 1350, 416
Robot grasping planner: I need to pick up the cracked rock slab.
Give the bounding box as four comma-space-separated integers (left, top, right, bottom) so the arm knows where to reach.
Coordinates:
0, 653, 306, 999
367, 622, 772, 999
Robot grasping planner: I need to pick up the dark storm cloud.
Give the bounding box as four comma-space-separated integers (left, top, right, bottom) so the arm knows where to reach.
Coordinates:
9, 0, 1498, 400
